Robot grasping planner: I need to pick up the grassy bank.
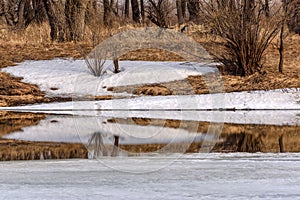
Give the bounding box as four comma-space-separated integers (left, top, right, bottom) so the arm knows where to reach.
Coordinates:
0, 24, 299, 106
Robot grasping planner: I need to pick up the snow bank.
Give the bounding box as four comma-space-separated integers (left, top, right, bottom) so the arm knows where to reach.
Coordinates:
2, 88, 299, 125
2, 59, 216, 97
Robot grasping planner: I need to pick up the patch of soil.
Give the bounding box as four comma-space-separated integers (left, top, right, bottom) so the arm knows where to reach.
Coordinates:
133, 84, 173, 96
108, 80, 199, 95
119, 48, 184, 61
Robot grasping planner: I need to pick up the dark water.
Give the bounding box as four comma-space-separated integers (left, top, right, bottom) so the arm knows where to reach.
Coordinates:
1, 111, 300, 160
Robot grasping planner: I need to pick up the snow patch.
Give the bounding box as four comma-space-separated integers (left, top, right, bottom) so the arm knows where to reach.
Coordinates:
2, 59, 216, 97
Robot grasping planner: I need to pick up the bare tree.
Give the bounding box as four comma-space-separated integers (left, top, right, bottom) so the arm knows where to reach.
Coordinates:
65, 0, 88, 41
264, 0, 270, 17
1, 0, 44, 31
279, 0, 290, 73
43, 0, 70, 42
187, 0, 200, 23
287, 0, 300, 34
103, 0, 119, 27
146, 0, 174, 28
111, 135, 120, 157
44, 0, 90, 41
140, 0, 145, 23
176, 0, 184, 24
0, 1, 3, 16
131, 0, 140, 23
201, 0, 282, 76
181, 0, 187, 18
88, 132, 108, 158
124, 0, 130, 18
88, 133, 120, 157
103, 0, 113, 26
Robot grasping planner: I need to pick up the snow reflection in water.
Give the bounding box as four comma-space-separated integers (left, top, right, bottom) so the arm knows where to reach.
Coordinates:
2, 111, 300, 156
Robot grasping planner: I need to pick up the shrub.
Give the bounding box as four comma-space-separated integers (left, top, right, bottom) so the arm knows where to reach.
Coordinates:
201, 0, 281, 76
85, 51, 106, 77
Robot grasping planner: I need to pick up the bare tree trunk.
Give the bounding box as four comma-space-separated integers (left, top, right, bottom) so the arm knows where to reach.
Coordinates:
187, 0, 200, 23
116, 0, 119, 15
32, 0, 48, 24
43, 0, 70, 42
279, 0, 288, 73
140, 0, 145, 23
264, 0, 270, 17
65, 0, 88, 41
103, 0, 112, 26
111, 136, 119, 157
3, 0, 16, 27
181, 0, 186, 18
86, 0, 97, 23
131, 0, 140, 23
124, 0, 129, 18
1, 0, 36, 31
146, 0, 172, 28
110, 0, 117, 14
176, 0, 184, 25
279, 20, 284, 74
0, 0, 4, 14
16, 0, 26, 30
287, 0, 300, 34
113, 59, 120, 73
279, 135, 284, 153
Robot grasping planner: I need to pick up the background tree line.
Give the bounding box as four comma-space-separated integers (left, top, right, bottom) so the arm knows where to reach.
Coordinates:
0, 0, 299, 36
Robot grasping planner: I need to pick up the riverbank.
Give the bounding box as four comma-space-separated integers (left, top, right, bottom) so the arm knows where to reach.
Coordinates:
0, 28, 299, 161
0, 32, 299, 106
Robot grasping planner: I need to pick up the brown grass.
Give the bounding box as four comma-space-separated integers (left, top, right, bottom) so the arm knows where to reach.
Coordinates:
0, 23, 299, 103
1, 24, 299, 161
109, 31, 300, 95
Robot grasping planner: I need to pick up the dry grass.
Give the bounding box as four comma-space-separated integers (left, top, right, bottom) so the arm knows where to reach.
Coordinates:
131, 84, 173, 96
0, 23, 299, 106
0, 139, 87, 161
1, 24, 299, 161
120, 48, 184, 61
110, 30, 300, 95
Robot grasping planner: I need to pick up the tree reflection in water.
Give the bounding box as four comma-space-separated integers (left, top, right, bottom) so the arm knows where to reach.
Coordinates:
88, 132, 120, 158
88, 132, 108, 157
